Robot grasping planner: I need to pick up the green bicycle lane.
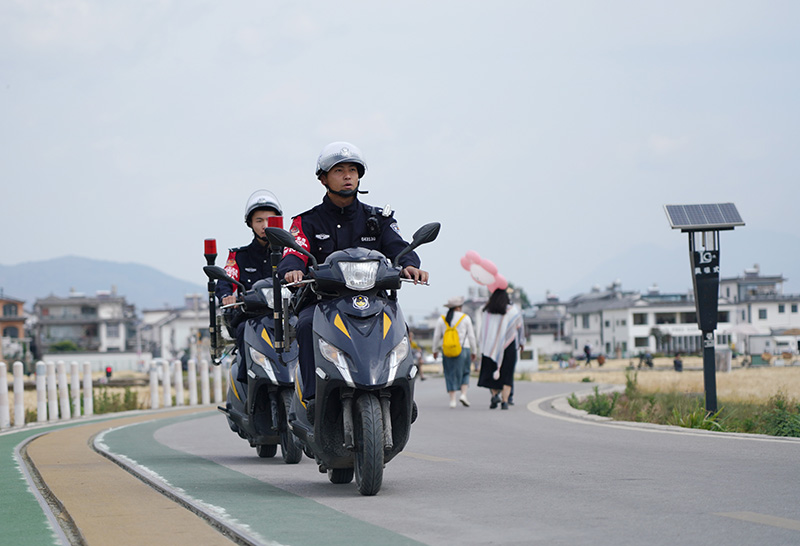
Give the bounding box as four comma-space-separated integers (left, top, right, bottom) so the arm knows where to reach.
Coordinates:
1, 415, 126, 546
68, 409, 422, 545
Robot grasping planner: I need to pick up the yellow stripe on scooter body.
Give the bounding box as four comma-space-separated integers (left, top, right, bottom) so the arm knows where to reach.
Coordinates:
383, 312, 391, 339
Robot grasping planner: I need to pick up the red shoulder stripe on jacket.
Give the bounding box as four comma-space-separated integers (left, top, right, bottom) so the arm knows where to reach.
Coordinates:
282, 216, 310, 266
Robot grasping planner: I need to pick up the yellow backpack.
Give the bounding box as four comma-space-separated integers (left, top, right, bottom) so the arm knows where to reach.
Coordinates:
441, 314, 465, 357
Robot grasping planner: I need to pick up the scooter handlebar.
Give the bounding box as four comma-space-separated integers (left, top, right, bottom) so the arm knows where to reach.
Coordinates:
400, 278, 430, 286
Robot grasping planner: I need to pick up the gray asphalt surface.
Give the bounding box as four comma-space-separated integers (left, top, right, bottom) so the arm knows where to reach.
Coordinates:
100, 377, 800, 546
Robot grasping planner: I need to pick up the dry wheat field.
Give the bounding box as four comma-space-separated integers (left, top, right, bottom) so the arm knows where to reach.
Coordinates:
531, 355, 800, 403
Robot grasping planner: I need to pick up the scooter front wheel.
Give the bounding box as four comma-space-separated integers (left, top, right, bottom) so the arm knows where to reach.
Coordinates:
354, 394, 384, 496
256, 443, 278, 458
327, 467, 354, 484
280, 389, 303, 464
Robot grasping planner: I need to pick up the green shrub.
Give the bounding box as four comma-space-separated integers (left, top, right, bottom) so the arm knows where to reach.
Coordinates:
670, 405, 725, 431
762, 394, 800, 437
93, 387, 141, 414
571, 386, 619, 417
49, 340, 79, 352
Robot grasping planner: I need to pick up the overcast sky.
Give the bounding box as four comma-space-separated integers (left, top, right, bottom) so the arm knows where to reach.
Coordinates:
2, 1, 798, 320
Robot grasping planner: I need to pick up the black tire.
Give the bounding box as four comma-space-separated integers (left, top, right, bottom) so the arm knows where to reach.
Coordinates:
354, 394, 384, 496
280, 389, 303, 464
327, 467, 354, 484
256, 443, 278, 458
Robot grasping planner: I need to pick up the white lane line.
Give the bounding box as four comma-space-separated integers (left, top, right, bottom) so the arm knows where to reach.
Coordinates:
716, 511, 800, 532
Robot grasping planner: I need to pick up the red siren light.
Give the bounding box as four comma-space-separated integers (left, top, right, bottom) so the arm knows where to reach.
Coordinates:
204, 238, 217, 255
268, 216, 284, 229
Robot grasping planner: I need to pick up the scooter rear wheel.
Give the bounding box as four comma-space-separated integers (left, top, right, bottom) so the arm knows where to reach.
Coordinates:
280, 389, 303, 464
354, 394, 384, 496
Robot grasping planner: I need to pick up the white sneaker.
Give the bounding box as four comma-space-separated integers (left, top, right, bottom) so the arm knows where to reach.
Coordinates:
459, 394, 470, 407
449, 399, 457, 408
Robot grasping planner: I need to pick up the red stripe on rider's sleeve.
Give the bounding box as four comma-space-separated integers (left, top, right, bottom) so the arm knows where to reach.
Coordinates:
282, 216, 309, 266
224, 250, 240, 281
224, 250, 240, 295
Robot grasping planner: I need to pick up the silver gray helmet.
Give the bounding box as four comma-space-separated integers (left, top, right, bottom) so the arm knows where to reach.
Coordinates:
244, 189, 282, 225
315, 141, 367, 178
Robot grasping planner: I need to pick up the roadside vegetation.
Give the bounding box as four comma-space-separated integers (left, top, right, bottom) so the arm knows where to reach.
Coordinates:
93, 387, 143, 414
568, 370, 800, 437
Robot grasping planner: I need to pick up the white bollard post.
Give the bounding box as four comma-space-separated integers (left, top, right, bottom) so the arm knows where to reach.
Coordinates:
213, 363, 222, 404
200, 359, 210, 405
57, 361, 71, 420
46, 362, 58, 421
70, 362, 81, 418
162, 359, 172, 408
36, 361, 47, 422
149, 362, 159, 410
14, 361, 25, 427
173, 360, 184, 406
188, 358, 198, 406
0, 362, 10, 429
83, 362, 93, 417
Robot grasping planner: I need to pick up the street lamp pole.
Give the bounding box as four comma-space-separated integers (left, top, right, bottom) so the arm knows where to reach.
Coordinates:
665, 204, 744, 415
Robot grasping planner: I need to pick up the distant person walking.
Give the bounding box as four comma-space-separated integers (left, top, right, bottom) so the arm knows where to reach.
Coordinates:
673, 352, 683, 372
583, 344, 592, 367
477, 288, 524, 410
432, 296, 477, 408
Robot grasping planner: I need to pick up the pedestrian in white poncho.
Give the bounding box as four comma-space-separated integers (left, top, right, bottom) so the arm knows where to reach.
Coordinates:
477, 288, 525, 410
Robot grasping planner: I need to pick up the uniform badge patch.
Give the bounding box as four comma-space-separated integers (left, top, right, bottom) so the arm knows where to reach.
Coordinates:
390, 222, 402, 236
352, 295, 370, 310
316, 233, 330, 240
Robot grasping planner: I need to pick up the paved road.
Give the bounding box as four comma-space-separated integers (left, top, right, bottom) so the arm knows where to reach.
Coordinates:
7, 377, 800, 545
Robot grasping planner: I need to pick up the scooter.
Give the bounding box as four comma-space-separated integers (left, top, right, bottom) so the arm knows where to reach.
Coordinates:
202, 265, 303, 463
264, 222, 440, 495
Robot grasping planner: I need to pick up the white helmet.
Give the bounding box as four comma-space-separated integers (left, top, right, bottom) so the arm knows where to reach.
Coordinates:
244, 190, 282, 226
316, 141, 367, 178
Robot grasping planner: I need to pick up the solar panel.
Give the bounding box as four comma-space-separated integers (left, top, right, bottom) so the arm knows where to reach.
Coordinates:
664, 203, 744, 231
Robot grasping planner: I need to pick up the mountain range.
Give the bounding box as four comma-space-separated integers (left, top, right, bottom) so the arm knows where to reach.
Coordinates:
0, 256, 205, 311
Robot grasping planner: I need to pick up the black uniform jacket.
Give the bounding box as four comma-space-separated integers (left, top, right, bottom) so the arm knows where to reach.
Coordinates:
277, 195, 421, 278
215, 238, 272, 302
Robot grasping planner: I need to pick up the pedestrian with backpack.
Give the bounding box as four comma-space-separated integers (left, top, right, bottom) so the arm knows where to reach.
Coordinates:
432, 296, 478, 408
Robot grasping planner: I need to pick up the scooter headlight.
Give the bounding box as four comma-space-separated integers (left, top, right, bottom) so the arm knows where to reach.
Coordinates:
259, 286, 293, 309
386, 336, 409, 385
318, 338, 354, 386
338, 261, 379, 290
249, 346, 277, 383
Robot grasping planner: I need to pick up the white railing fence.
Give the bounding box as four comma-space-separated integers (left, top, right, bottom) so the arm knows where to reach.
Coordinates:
0, 358, 229, 430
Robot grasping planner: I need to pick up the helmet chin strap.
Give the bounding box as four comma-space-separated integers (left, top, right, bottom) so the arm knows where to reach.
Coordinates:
326, 181, 368, 198
252, 228, 269, 243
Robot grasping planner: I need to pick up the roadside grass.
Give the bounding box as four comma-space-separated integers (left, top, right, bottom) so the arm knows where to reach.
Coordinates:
568, 370, 800, 437
93, 386, 143, 414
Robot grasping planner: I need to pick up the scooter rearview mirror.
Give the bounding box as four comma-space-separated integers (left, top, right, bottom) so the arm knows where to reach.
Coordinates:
264, 227, 319, 269
203, 265, 246, 293
412, 222, 441, 246
264, 227, 296, 249
394, 222, 441, 266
